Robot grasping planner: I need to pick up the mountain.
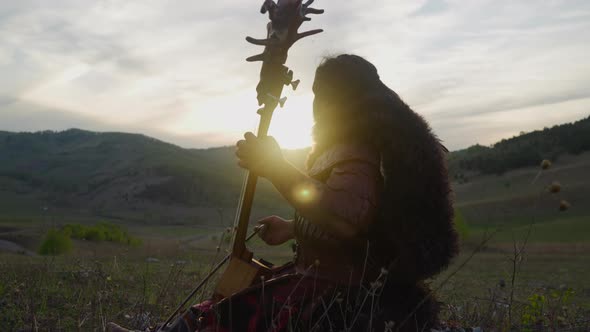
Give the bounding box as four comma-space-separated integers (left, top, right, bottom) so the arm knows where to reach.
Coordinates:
0, 129, 307, 225
449, 116, 590, 180
0, 116, 588, 226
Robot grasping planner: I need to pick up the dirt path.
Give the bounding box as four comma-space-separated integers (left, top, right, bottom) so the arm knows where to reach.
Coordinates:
0, 239, 36, 256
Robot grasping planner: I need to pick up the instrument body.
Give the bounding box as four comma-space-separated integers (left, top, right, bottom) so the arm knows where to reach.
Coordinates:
214, 254, 271, 299
213, 0, 323, 300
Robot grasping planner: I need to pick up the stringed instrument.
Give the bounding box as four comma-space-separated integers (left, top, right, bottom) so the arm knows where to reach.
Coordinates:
157, 2, 323, 329
214, 0, 324, 300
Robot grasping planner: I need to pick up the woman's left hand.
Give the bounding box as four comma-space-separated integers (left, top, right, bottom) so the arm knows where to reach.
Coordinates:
236, 132, 285, 178
256, 215, 294, 246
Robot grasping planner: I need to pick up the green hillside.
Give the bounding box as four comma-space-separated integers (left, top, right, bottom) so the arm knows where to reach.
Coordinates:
448, 116, 590, 229
1, 119, 589, 332
449, 116, 590, 179
0, 129, 307, 225
0, 116, 588, 230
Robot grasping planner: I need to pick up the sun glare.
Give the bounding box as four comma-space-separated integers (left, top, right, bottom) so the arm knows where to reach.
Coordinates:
267, 94, 314, 149
271, 126, 313, 149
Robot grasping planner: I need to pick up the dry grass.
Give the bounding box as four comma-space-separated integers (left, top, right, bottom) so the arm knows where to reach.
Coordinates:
2, 159, 589, 331
1, 237, 589, 331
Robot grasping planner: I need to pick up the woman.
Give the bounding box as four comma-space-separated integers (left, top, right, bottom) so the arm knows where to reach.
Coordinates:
110, 54, 458, 332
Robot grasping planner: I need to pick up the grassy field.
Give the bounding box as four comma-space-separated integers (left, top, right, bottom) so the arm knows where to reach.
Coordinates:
1, 215, 589, 331
0, 221, 297, 331
0, 249, 212, 330
455, 152, 590, 228
469, 215, 590, 245
1, 155, 590, 330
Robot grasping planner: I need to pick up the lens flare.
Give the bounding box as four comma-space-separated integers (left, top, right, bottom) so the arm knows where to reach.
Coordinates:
293, 183, 317, 203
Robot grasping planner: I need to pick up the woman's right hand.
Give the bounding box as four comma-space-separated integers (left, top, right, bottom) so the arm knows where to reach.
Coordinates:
257, 215, 294, 246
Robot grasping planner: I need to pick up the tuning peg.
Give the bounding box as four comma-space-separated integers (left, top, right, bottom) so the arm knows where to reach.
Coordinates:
246, 36, 278, 47
290, 79, 300, 91
260, 0, 277, 15
283, 70, 294, 83
301, 0, 323, 20
246, 53, 265, 62
278, 97, 287, 107
300, 8, 323, 21
281, 70, 300, 90
260, 0, 276, 14
267, 93, 287, 107
295, 29, 323, 42
304, 7, 324, 15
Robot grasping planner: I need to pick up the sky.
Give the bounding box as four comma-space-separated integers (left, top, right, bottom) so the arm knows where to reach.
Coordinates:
1, 0, 589, 150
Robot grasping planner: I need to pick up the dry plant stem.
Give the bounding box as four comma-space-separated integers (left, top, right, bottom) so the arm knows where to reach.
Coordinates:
99, 294, 106, 332
155, 263, 182, 305
349, 281, 376, 329
350, 271, 390, 331
369, 285, 376, 330
337, 300, 347, 330
309, 265, 319, 331
292, 286, 309, 328
506, 171, 547, 328
348, 244, 373, 330
507, 199, 536, 327
310, 295, 339, 331
337, 270, 355, 331
353, 241, 371, 308
269, 264, 316, 329
530, 169, 543, 185
397, 230, 498, 331
141, 259, 150, 322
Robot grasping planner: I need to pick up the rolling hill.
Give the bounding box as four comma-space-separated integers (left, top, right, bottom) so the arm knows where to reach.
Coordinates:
0, 116, 588, 228
0, 129, 306, 226
449, 116, 590, 178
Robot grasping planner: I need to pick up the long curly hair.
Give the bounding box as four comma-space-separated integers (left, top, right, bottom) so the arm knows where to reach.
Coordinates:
309, 54, 459, 282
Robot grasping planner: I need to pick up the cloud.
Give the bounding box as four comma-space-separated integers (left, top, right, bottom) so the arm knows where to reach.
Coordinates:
0, 100, 110, 132
0, 0, 589, 151
0, 99, 231, 148
435, 97, 590, 149
412, 0, 449, 16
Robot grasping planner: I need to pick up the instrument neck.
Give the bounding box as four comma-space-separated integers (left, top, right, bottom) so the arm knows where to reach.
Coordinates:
231, 102, 277, 260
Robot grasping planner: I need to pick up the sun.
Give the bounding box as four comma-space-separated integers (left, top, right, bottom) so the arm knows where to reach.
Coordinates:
272, 126, 313, 149
267, 97, 314, 149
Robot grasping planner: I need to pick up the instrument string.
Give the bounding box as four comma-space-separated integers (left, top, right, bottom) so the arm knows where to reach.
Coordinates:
231, 120, 260, 244
157, 228, 263, 331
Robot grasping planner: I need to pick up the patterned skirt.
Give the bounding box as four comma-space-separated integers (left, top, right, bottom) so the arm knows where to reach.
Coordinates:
163, 262, 348, 332
161, 262, 438, 332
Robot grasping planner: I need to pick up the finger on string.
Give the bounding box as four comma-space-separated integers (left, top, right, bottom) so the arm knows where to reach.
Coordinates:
236, 142, 254, 157
236, 139, 247, 148
237, 141, 254, 152
244, 132, 257, 141
235, 149, 248, 158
